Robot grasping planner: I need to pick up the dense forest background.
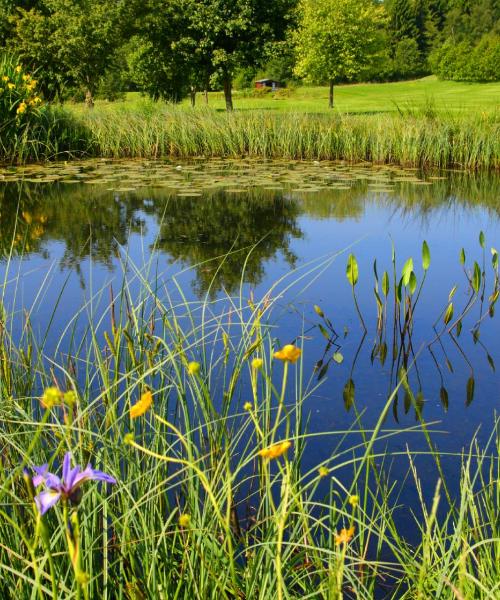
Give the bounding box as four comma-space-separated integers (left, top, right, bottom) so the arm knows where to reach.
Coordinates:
0, 0, 498, 105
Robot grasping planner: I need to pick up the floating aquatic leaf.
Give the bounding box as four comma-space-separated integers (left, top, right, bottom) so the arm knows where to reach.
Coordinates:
479, 231, 485, 248
460, 248, 466, 265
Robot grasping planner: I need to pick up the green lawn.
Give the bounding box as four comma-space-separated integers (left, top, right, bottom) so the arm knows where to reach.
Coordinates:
202, 76, 500, 113
78, 76, 500, 115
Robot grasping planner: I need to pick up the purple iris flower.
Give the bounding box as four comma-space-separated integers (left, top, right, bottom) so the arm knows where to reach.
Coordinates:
32, 452, 116, 515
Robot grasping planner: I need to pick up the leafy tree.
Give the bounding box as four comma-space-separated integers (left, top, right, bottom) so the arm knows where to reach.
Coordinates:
294, 0, 385, 107
10, 0, 125, 105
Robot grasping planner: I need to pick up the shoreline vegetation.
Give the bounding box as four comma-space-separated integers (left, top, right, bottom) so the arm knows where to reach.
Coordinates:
0, 249, 499, 598
1, 104, 499, 169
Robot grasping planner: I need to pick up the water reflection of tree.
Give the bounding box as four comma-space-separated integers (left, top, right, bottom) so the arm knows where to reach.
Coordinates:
0, 183, 145, 271
1, 169, 499, 295
152, 191, 303, 296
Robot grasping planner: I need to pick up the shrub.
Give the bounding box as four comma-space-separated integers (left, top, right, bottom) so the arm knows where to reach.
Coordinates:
0, 52, 44, 142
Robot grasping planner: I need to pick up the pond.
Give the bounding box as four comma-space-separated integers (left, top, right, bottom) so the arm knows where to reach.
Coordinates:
1, 158, 499, 538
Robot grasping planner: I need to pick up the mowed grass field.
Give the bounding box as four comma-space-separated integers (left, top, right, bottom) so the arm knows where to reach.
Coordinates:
71, 76, 500, 115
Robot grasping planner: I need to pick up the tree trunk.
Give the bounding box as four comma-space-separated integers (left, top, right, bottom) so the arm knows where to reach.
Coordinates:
329, 80, 334, 109
204, 88, 209, 104
85, 89, 94, 109
223, 75, 233, 111
190, 86, 196, 107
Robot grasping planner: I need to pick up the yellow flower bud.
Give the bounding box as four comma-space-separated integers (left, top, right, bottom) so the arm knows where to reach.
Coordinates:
244, 402, 252, 411
179, 513, 191, 527
251, 357, 263, 370
187, 361, 200, 376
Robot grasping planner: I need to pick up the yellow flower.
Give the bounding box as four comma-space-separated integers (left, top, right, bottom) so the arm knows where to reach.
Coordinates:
130, 390, 153, 419
41, 387, 63, 409
63, 391, 77, 407
2, 75, 9, 82
15, 65, 22, 73
258, 440, 292, 460
335, 526, 355, 546
251, 357, 263, 370
318, 466, 329, 478
179, 513, 191, 527
348, 495, 359, 508
17, 102, 27, 115
273, 344, 301, 364
244, 401, 252, 411
7, 82, 15, 90
187, 361, 200, 376
22, 74, 31, 82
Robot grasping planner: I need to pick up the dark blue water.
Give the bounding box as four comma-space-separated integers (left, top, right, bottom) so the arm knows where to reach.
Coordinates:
1, 160, 499, 530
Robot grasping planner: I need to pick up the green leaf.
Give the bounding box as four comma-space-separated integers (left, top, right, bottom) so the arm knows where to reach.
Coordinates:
472, 262, 481, 293
346, 254, 359, 287
422, 240, 430, 271
466, 377, 475, 406
479, 231, 485, 248
333, 352, 344, 364
373, 259, 379, 283
448, 285, 457, 301
443, 302, 454, 325
382, 271, 389, 297
460, 248, 466, 265
343, 379, 355, 411
440, 387, 448, 411
401, 258, 413, 287
408, 271, 417, 295
318, 324, 330, 340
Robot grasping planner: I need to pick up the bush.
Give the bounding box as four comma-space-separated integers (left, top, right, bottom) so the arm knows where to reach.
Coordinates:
431, 35, 500, 82
0, 52, 44, 140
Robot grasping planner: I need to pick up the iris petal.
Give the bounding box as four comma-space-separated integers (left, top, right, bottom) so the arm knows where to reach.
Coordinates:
35, 490, 62, 515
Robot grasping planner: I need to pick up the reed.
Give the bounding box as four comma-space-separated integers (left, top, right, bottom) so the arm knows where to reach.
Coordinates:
0, 243, 498, 599
2, 104, 499, 169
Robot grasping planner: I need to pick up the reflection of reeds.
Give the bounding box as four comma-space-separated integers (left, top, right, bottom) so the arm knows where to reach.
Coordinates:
3, 104, 499, 169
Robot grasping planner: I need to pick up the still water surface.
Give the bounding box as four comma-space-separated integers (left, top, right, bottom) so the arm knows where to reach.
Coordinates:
1, 159, 499, 513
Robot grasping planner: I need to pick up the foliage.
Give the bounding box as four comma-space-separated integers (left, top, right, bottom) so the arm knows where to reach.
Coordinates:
0, 52, 44, 149
293, 0, 385, 105
431, 33, 500, 82
7, 0, 125, 103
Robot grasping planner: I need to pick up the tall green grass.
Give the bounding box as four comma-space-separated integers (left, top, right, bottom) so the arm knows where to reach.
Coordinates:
0, 244, 498, 598
1, 104, 499, 169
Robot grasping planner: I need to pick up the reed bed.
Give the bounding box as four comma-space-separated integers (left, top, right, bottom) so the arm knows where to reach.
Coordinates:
2, 104, 499, 169
0, 245, 499, 599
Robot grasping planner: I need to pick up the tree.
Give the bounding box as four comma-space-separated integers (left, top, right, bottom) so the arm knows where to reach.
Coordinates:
294, 0, 385, 108
137, 0, 295, 110
10, 0, 125, 105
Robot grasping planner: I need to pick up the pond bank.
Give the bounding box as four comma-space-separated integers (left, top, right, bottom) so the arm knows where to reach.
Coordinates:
2, 106, 499, 170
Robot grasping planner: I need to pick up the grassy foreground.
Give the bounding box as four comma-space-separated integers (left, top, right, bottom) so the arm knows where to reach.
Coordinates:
0, 249, 499, 599
2, 104, 499, 169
